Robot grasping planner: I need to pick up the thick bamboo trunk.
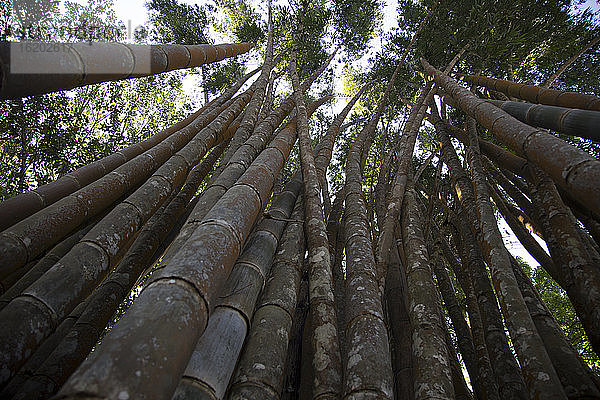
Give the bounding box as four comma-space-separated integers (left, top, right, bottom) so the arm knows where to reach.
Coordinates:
55, 93, 327, 400
2, 140, 227, 400
510, 257, 600, 398
289, 50, 342, 399
227, 197, 305, 400
401, 188, 454, 400
173, 170, 302, 400
527, 167, 600, 356
342, 68, 395, 400
488, 99, 600, 141
0, 89, 249, 280
455, 72, 600, 111
0, 42, 253, 99
0, 88, 252, 386
0, 67, 259, 232
424, 59, 600, 217
467, 118, 566, 399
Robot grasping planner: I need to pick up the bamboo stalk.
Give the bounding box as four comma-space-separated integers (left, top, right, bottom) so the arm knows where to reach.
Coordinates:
173, 170, 302, 399
0, 89, 253, 385
424, 60, 600, 217
0, 67, 259, 232
455, 72, 600, 111
488, 99, 600, 141
55, 95, 330, 400
0, 42, 253, 99
401, 187, 454, 399
228, 197, 306, 399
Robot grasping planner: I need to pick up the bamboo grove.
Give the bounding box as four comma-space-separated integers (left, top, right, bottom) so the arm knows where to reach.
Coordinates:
1, 1, 600, 399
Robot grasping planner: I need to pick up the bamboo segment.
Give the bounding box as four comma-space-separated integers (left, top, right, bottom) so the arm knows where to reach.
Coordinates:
1, 140, 228, 400
0, 42, 253, 99
455, 73, 600, 111
289, 50, 342, 400
467, 119, 566, 399
228, 197, 305, 400
0, 67, 259, 232
510, 257, 600, 399
401, 188, 454, 400
173, 171, 302, 399
424, 59, 600, 217
488, 99, 600, 141
55, 96, 328, 400
431, 107, 528, 398
0, 90, 252, 385
0, 91, 246, 280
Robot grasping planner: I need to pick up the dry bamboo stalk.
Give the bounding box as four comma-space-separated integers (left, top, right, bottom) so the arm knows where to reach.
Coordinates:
55, 95, 330, 400
173, 170, 302, 399
0, 42, 253, 99
455, 72, 600, 111
0, 90, 248, 280
0, 67, 259, 232
467, 119, 566, 399
488, 99, 600, 141
0, 89, 253, 385
424, 59, 600, 217
342, 73, 394, 400
401, 187, 454, 399
227, 197, 305, 399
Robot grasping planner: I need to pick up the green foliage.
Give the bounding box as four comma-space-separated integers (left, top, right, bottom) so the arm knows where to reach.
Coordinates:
146, 0, 213, 44
202, 60, 247, 97
216, 0, 265, 43
332, 0, 382, 56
